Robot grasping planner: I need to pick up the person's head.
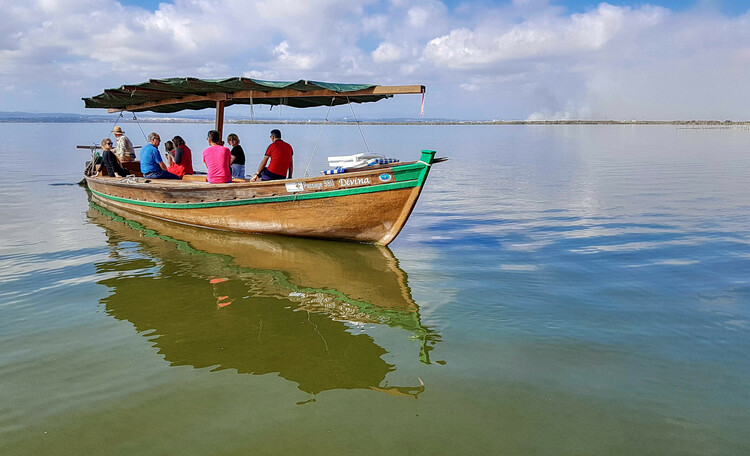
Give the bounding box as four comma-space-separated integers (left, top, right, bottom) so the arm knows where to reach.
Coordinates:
207, 130, 221, 144
270, 129, 281, 140
164, 140, 174, 152
148, 132, 161, 145
112, 126, 125, 137
227, 133, 239, 145
172, 136, 185, 147
101, 138, 114, 150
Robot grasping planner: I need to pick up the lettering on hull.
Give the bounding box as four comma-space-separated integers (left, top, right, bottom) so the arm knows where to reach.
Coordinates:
338, 177, 371, 187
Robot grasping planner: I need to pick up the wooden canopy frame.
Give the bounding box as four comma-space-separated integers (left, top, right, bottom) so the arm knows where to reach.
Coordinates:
104, 84, 424, 139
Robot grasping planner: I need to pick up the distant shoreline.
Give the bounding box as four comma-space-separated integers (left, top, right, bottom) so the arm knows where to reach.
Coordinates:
1, 117, 749, 126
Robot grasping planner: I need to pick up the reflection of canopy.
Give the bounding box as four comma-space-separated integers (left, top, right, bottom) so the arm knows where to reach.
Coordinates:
88, 201, 437, 395
83, 77, 425, 113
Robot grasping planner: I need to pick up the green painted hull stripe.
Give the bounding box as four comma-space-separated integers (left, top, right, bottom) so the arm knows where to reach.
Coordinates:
90, 177, 423, 209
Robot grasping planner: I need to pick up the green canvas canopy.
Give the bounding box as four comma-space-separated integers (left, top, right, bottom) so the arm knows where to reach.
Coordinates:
83, 77, 424, 113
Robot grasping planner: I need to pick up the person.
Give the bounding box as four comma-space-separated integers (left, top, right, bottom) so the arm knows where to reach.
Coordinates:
84, 147, 103, 176
112, 126, 136, 162
100, 138, 131, 177
139, 132, 181, 179
167, 135, 194, 178
202, 130, 232, 183
227, 133, 246, 179
164, 140, 175, 159
249, 129, 293, 182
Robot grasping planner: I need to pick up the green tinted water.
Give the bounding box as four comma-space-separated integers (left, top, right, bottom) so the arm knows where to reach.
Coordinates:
1, 123, 749, 455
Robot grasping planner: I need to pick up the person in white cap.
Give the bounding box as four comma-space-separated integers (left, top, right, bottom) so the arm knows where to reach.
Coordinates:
112, 126, 136, 162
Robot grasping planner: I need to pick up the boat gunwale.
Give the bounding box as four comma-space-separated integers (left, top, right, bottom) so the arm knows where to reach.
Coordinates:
85, 159, 423, 190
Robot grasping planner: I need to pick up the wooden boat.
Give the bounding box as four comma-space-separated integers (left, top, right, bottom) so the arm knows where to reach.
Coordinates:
87, 201, 438, 394
82, 77, 441, 245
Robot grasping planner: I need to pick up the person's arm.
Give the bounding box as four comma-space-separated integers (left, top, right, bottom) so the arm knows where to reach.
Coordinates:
250, 156, 270, 182
114, 137, 124, 158
174, 147, 183, 165
287, 159, 293, 179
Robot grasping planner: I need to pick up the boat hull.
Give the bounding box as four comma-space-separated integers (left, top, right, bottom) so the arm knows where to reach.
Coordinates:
85, 150, 436, 244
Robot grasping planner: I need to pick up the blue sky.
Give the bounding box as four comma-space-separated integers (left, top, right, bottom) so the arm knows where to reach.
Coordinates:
120, 0, 750, 16
2, 0, 750, 120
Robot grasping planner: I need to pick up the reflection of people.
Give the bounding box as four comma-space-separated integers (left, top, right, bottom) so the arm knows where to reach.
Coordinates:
202, 130, 232, 183
140, 132, 181, 179
112, 126, 136, 162
167, 136, 194, 178
250, 129, 293, 181
101, 138, 130, 177
227, 133, 245, 179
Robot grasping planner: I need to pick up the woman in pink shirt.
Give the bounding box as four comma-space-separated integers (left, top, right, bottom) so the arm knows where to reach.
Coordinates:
202, 130, 232, 183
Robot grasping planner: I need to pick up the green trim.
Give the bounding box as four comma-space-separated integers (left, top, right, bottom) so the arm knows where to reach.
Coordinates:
89, 201, 437, 364
91, 174, 423, 209
90, 151, 436, 210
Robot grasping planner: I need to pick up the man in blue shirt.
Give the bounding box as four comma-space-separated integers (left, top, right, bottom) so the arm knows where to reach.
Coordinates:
140, 132, 180, 179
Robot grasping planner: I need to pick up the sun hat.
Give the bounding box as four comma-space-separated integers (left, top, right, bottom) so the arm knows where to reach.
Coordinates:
112, 126, 125, 134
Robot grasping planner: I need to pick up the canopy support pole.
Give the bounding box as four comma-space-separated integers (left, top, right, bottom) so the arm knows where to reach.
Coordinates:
215, 98, 226, 140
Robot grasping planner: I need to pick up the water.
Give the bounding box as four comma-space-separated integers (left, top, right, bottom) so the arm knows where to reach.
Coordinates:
1, 123, 749, 455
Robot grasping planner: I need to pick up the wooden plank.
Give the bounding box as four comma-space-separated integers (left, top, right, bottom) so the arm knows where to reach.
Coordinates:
215, 99, 225, 139
107, 92, 228, 113
107, 85, 424, 113
77, 145, 143, 149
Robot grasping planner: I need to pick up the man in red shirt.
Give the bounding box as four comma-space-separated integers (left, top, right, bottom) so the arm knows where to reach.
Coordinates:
250, 129, 293, 181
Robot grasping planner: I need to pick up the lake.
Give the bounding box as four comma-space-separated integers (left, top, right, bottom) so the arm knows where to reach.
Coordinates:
1, 122, 749, 455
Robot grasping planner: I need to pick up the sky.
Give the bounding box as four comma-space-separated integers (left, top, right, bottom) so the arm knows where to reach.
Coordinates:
1, 0, 749, 120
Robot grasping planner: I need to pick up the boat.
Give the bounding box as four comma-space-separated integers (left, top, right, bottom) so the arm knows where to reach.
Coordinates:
81, 77, 443, 245
88, 200, 439, 395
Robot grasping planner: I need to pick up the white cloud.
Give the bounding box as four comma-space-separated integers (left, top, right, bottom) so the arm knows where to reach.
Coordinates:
423, 4, 666, 68
0, 0, 749, 120
273, 41, 317, 70
372, 42, 406, 62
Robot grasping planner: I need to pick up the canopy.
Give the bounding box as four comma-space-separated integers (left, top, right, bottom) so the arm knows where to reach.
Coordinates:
83, 77, 424, 113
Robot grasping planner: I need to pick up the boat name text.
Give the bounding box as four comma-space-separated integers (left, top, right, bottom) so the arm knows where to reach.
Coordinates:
338, 177, 371, 187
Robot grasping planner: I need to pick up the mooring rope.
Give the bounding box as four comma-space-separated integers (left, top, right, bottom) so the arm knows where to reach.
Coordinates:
132, 113, 148, 142
303, 97, 337, 177
347, 96, 370, 155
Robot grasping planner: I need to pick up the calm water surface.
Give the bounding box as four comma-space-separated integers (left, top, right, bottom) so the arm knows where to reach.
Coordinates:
1, 123, 749, 455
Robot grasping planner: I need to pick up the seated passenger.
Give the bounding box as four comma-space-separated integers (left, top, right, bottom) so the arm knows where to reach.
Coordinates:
167, 135, 194, 178
164, 140, 175, 164
202, 130, 232, 183
227, 133, 246, 179
101, 138, 131, 177
139, 132, 181, 179
249, 129, 293, 182
112, 126, 136, 162
84, 148, 103, 176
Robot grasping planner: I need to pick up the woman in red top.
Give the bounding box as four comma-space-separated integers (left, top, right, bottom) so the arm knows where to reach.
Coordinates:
167, 135, 194, 177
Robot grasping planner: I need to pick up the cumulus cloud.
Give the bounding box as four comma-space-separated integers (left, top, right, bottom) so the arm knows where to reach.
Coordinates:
0, 0, 749, 120
372, 42, 406, 62
423, 4, 666, 68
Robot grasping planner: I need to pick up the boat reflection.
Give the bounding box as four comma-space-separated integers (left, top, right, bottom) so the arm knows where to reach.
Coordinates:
87, 200, 439, 396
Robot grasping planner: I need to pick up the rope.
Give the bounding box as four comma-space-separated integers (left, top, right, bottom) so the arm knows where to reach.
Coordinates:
347, 96, 370, 154
110, 112, 123, 137
250, 90, 254, 121
132, 113, 148, 142
303, 97, 336, 177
